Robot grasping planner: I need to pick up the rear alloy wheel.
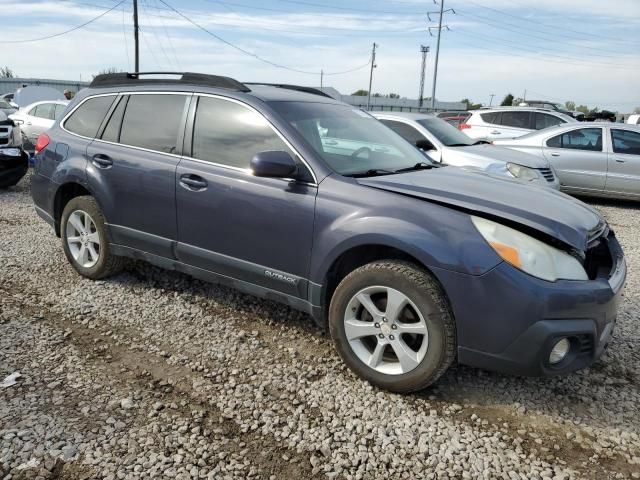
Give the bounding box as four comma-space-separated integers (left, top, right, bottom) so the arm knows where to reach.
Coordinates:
61, 196, 125, 279
329, 261, 456, 393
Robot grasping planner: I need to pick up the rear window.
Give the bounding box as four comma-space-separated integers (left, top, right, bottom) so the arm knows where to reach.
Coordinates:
480, 112, 500, 124
64, 96, 116, 138
535, 112, 563, 130
119, 94, 186, 154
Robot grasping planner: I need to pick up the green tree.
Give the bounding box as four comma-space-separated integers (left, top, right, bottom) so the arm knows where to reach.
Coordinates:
0, 66, 15, 78
461, 98, 482, 110
576, 105, 590, 115
351, 89, 368, 96
500, 93, 514, 106
565, 101, 576, 111
388, 93, 400, 99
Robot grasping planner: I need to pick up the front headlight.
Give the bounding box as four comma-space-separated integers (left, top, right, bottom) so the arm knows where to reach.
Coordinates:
472, 216, 588, 281
506, 163, 540, 182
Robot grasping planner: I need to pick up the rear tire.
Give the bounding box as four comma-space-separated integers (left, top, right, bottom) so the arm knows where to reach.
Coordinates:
329, 260, 456, 393
60, 196, 125, 279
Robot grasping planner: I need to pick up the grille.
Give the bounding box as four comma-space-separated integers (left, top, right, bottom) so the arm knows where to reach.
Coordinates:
0, 138, 8, 145
537, 167, 555, 182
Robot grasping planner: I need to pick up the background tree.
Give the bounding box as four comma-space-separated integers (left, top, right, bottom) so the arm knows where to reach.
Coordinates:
351, 89, 368, 96
576, 105, 590, 115
0, 67, 15, 79
500, 93, 514, 106
634, 106, 640, 114
92, 67, 124, 80
388, 93, 400, 99
565, 101, 576, 111
461, 98, 482, 110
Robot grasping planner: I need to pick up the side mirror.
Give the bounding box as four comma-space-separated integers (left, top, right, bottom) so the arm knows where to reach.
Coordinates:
415, 139, 435, 151
251, 150, 298, 179
12, 119, 24, 126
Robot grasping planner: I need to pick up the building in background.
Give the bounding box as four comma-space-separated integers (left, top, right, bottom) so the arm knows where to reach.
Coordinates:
0, 78, 89, 98
317, 87, 466, 112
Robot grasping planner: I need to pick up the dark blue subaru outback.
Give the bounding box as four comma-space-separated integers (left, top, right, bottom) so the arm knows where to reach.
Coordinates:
31, 72, 626, 392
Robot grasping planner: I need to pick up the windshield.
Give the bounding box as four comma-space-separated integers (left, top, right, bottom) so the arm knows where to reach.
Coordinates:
0, 99, 14, 109
416, 116, 474, 147
269, 101, 434, 176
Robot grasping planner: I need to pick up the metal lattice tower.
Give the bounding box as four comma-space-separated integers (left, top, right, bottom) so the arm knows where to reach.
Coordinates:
418, 45, 429, 108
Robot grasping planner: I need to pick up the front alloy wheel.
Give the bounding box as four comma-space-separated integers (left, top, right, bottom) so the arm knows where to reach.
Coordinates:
329, 261, 456, 393
344, 286, 429, 375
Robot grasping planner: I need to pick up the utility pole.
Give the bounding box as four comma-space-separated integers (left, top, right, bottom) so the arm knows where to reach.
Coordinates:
320, 69, 323, 91
489, 93, 495, 106
133, 0, 140, 72
366, 42, 377, 110
418, 45, 429, 108
428, 1, 455, 111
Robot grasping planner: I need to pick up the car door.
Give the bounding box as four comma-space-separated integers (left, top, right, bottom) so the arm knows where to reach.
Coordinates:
542, 127, 606, 193
85, 92, 190, 258
605, 128, 640, 197
175, 94, 317, 300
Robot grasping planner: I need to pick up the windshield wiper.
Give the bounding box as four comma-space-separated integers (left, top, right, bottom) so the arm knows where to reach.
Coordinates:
394, 162, 435, 173
345, 168, 396, 178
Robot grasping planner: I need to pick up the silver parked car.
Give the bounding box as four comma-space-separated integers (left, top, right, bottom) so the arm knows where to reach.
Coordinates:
493, 123, 640, 199
9, 100, 68, 149
372, 112, 560, 189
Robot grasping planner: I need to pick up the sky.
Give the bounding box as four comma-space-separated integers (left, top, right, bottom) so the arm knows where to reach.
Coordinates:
2, 0, 639, 112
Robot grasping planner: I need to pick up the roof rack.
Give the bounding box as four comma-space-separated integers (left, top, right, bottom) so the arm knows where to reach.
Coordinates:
244, 83, 334, 99
89, 72, 251, 92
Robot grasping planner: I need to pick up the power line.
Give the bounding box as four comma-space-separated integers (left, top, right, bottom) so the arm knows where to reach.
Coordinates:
141, 0, 178, 70
466, 0, 640, 48
273, 0, 421, 15
152, 0, 182, 70
0, 0, 126, 43
157, 0, 371, 75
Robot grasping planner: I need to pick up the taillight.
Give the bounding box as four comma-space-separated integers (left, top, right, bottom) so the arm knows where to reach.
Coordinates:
458, 123, 471, 131
35, 133, 50, 155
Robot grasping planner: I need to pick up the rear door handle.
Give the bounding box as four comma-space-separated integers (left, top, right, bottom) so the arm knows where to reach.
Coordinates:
550, 152, 560, 157
613, 157, 626, 163
180, 174, 208, 191
92, 153, 113, 168
490, 130, 501, 135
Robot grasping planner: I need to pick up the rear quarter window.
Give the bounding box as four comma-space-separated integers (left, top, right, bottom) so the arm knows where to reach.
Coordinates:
64, 96, 116, 138
480, 112, 500, 124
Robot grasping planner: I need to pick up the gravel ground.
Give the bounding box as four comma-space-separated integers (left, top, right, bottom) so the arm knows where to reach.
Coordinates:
1, 174, 639, 480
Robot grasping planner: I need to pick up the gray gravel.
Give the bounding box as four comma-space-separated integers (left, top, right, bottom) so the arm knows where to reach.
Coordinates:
1, 175, 639, 480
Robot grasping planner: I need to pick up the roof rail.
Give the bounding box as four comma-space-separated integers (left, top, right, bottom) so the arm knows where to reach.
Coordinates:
244, 83, 334, 99
89, 72, 251, 92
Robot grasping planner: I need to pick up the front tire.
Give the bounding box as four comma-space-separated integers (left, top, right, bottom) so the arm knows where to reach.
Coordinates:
329, 261, 456, 393
61, 196, 125, 279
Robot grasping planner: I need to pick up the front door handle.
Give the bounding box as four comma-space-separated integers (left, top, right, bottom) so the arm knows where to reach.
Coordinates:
490, 130, 502, 135
180, 174, 208, 191
550, 152, 560, 157
92, 153, 113, 169
614, 157, 626, 163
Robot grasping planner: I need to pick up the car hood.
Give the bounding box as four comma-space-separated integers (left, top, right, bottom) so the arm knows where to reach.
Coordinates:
443, 144, 547, 168
358, 167, 602, 251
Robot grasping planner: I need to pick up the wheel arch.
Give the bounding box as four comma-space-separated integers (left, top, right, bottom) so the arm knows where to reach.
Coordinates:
316, 242, 451, 328
53, 181, 96, 237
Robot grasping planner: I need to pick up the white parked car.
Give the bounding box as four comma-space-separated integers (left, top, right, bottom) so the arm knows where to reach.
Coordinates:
460, 107, 576, 141
627, 114, 640, 125
9, 100, 68, 149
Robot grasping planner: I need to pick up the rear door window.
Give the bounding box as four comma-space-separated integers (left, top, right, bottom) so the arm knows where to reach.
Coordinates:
34, 103, 56, 120
119, 94, 187, 154
54, 104, 67, 120
546, 128, 603, 151
64, 95, 116, 138
500, 111, 531, 129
